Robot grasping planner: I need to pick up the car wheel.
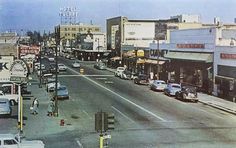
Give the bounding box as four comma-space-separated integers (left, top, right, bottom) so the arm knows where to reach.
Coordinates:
183, 94, 187, 101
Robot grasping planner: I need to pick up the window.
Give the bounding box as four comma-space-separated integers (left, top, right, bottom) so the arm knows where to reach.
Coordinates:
4, 139, 17, 145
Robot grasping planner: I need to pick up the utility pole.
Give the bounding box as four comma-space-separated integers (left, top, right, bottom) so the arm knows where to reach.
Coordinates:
39, 43, 42, 88
156, 38, 160, 80
54, 40, 58, 117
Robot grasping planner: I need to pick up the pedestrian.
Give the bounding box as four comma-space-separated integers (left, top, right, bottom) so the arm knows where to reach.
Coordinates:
31, 98, 39, 115
47, 100, 54, 116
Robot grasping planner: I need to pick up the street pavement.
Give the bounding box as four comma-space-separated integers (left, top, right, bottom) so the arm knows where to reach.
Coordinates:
22, 73, 75, 141
106, 67, 236, 115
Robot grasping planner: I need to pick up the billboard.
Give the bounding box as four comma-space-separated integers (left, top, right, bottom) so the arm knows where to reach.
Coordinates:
124, 22, 155, 48
0, 56, 14, 82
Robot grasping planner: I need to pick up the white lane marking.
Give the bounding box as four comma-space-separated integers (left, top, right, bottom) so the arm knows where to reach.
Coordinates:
96, 77, 108, 80
82, 110, 92, 119
67, 67, 166, 122
112, 106, 135, 123
58, 74, 114, 77
76, 139, 83, 148
105, 81, 114, 84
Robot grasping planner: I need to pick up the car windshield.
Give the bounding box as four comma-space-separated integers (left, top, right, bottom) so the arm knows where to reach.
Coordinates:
172, 85, 181, 88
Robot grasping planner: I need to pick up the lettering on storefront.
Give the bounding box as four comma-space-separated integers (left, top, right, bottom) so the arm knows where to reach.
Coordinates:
220, 53, 236, 59
177, 44, 205, 49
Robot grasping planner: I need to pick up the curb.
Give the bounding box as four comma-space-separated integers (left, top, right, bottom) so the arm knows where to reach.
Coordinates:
199, 100, 236, 115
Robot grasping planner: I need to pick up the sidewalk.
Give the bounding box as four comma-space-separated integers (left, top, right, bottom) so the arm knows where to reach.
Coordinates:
105, 67, 236, 115
198, 93, 236, 115
22, 73, 74, 139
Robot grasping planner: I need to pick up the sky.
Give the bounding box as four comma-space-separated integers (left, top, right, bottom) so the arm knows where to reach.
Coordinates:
0, 0, 236, 33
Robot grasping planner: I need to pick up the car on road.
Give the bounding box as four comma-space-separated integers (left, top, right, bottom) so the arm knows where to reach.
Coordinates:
175, 85, 198, 102
0, 98, 12, 117
48, 57, 55, 62
56, 85, 69, 99
120, 70, 133, 80
72, 61, 81, 68
164, 83, 181, 96
133, 74, 149, 85
0, 133, 45, 147
94, 62, 106, 70
58, 63, 67, 71
37, 64, 45, 70
150, 80, 167, 91
114, 67, 126, 77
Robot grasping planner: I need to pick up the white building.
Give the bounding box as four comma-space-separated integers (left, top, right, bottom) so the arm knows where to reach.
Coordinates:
171, 14, 200, 23
152, 25, 236, 100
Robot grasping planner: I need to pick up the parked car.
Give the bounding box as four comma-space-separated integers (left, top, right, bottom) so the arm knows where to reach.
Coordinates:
0, 90, 18, 105
0, 133, 45, 148
42, 73, 53, 84
120, 70, 133, 80
114, 67, 126, 77
56, 85, 69, 99
150, 80, 167, 91
175, 85, 198, 102
164, 83, 181, 96
133, 74, 149, 85
72, 61, 81, 68
94, 62, 106, 70
58, 63, 67, 71
46, 82, 61, 92
0, 98, 12, 117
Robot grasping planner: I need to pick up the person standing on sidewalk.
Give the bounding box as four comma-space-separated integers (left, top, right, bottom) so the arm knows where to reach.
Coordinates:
31, 98, 39, 115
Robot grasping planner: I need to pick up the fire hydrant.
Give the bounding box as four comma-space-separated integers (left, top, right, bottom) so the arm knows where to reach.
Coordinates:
60, 119, 65, 126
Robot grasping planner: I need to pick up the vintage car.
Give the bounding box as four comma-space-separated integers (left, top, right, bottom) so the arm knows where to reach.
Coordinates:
175, 85, 198, 102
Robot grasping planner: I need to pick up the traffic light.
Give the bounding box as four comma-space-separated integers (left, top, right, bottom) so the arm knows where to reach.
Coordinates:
104, 113, 115, 131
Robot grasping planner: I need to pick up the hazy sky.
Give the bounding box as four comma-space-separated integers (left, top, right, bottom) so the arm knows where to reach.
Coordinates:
0, 0, 236, 33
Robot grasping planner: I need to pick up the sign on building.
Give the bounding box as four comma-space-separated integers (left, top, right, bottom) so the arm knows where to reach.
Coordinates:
0, 56, 14, 82
10, 59, 29, 83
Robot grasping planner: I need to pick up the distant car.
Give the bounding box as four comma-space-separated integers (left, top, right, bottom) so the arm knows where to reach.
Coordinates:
65, 54, 70, 59
37, 64, 45, 70
133, 74, 149, 85
42, 73, 54, 84
37, 69, 49, 77
56, 85, 69, 99
120, 70, 133, 80
69, 56, 76, 60
48, 57, 55, 62
34, 62, 40, 70
72, 61, 81, 68
175, 85, 198, 102
49, 63, 59, 73
0, 98, 12, 116
150, 80, 167, 91
114, 67, 126, 77
58, 63, 67, 71
94, 62, 106, 70
164, 83, 181, 96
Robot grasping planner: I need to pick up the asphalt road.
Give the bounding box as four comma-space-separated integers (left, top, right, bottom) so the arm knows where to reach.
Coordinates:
42, 57, 236, 148
2, 57, 236, 148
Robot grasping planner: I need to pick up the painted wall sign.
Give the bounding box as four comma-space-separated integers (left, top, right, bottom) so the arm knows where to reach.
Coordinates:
177, 44, 205, 49
220, 53, 236, 59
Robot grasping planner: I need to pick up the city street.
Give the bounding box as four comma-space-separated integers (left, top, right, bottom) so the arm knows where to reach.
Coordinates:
33, 57, 236, 148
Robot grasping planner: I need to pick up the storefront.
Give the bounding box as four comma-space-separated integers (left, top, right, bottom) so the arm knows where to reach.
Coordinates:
214, 47, 236, 101
164, 51, 213, 92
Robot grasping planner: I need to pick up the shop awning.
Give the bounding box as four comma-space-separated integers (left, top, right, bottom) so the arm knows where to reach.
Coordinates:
137, 59, 145, 64
145, 59, 165, 65
110, 56, 121, 61
164, 52, 213, 63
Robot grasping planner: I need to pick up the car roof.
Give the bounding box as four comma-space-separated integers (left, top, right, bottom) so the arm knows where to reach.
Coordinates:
0, 98, 9, 102
0, 134, 15, 139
